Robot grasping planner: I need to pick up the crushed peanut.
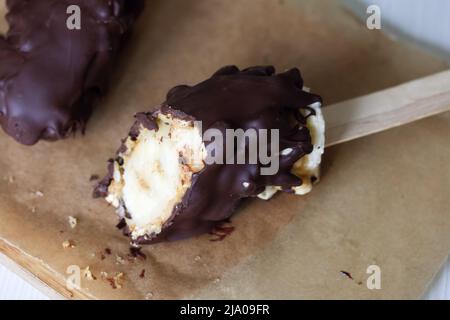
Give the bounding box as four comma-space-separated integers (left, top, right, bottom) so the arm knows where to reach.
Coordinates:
68, 216, 78, 229
115, 255, 126, 265
62, 240, 76, 249
145, 292, 154, 300
35, 191, 44, 197
113, 272, 125, 289
100, 271, 125, 289
82, 266, 97, 281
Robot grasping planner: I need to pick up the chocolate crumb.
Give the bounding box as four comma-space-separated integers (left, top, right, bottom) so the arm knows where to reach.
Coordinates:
105, 272, 125, 289
89, 174, 100, 182
116, 156, 124, 166
105, 248, 112, 255
129, 247, 147, 260
116, 219, 127, 230
340, 271, 354, 280
139, 269, 146, 279
210, 225, 235, 242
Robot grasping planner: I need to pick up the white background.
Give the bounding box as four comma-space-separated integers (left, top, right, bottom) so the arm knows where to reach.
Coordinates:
351, 0, 450, 61
0, 0, 449, 299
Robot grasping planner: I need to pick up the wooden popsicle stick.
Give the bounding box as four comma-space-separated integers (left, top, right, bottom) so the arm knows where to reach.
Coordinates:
324, 69, 450, 148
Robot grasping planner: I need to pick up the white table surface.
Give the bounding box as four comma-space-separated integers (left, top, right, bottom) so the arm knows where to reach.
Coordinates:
1, 0, 449, 300
0, 263, 49, 300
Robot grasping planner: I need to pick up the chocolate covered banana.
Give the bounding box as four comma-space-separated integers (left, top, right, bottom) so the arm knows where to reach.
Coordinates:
0, 0, 144, 145
95, 66, 325, 244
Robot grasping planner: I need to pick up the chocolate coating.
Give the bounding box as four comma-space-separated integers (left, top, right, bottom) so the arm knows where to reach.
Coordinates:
0, 0, 144, 145
96, 66, 322, 244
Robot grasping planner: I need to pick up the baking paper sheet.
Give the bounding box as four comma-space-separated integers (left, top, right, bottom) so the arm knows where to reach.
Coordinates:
0, 0, 449, 299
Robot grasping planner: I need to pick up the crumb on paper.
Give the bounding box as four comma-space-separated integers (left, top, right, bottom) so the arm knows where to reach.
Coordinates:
95, 251, 106, 260
209, 224, 235, 242
139, 269, 146, 279
145, 292, 154, 300
113, 272, 125, 289
194, 255, 201, 262
105, 248, 112, 255
125, 251, 146, 263
213, 278, 221, 284
68, 216, 78, 229
340, 270, 354, 280
116, 219, 127, 230
129, 247, 147, 260
90, 174, 100, 182
103, 272, 125, 289
4, 175, 15, 183
35, 191, 44, 197
116, 255, 126, 265
82, 266, 97, 281
30, 206, 36, 213
62, 240, 76, 249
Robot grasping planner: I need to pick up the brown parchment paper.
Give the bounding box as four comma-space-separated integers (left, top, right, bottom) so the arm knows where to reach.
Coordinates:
0, 0, 449, 300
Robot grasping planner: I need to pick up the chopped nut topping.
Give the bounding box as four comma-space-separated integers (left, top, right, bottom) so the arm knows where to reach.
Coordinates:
68, 216, 78, 229
82, 266, 97, 281
115, 255, 126, 265
35, 191, 44, 197
108, 272, 125, 289
62, 240, 76, 249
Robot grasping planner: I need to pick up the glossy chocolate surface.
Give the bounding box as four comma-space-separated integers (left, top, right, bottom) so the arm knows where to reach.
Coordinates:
0, 0, 144, 145
96, 66, 322, 244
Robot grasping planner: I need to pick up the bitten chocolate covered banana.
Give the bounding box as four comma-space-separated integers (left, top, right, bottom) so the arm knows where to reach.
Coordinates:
95, 66, 325, 244
0, 0, 144, 145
